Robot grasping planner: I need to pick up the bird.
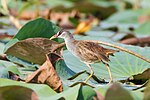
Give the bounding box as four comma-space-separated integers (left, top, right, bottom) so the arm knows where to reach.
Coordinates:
50, 29, 119, 83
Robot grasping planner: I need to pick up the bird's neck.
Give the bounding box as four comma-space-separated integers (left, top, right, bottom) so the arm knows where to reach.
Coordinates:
64, 36, 77, 54
64, 36, 75, 43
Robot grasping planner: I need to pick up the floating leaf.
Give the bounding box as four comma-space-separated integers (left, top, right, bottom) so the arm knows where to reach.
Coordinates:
95, 84, 143, 99
105, 83, 133, 100
49, 84, 80, 100
134, 21, 150, 35
0, 78, 56, 100
106, 9, 149, 23
0, 86, 38, 100
51, 53, 76, 80
144, 81, 150, 100
77, 85, 96, 100
0, 60, 20, 78
13, 18, 60, 40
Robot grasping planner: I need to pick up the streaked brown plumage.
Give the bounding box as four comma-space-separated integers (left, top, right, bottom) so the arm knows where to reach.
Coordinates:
75, 41, 116, 63
50, 29, 118, 83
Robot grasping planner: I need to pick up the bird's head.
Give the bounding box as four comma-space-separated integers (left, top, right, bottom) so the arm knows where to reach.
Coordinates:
50, 29, 73, 40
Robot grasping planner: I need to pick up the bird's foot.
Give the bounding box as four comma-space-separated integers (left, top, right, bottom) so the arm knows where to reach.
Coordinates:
108, 80, 113, 84
84, 74, 93, 83
83, 79, 88, 83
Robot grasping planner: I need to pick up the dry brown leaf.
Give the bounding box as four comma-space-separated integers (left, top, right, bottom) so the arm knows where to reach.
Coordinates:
25, 54, 63, 92
5, 38, 64, 65
73, 16, 99, 35
8, 71, 23, 81
0, 32, 14, 39
127, 68, 150, 84
74, 21, 91, 35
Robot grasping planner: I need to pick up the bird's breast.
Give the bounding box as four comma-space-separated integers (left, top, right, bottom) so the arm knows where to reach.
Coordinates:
65, 41, 78, 56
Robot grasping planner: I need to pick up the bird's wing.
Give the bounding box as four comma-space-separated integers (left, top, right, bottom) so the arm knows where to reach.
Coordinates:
76, 41, 110, 62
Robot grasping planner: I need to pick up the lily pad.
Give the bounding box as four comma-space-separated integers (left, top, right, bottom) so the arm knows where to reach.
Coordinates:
134, 21, 150, 35
0, 86, 38, 100
105, 83, 133, 100
0, 60, 20, 78
49, 84, 80, 100
0, 78, 56, 100
77, 85, 96, 100
14, 18, 60, 40
144, 81, 150, 100
106, 9, 149, 24
95, 83, 143, 99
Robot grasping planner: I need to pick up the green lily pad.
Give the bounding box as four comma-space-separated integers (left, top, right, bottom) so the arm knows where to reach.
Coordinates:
77, 85, 96, 100
105, 83, 133, 100
0, 78, 56, 100
0, 43, 5, 55
106, 9, 150, 24
55, 59, 76, 80
95, 83, 143, 100
144, 81, 150, 100
0, 86, 38, 100
49, 84, 80, 100
14, 18, 60, 40
0, 60, 20, 78
49, 84, 97, 100
134, 21, 150, 35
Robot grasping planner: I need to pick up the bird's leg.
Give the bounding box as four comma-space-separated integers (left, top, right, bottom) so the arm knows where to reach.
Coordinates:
101, 60, 113, 84
84, 63, 94, 83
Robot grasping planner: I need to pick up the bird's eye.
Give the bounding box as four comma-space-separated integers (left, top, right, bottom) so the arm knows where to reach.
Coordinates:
57, 31, 61, 36
57, 29, 65, 36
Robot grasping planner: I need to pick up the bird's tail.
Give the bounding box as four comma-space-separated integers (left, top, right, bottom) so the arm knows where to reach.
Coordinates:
105, 49, 119, 56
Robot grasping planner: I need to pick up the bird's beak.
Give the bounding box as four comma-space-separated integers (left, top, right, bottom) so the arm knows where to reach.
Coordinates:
50, 34, 58, 40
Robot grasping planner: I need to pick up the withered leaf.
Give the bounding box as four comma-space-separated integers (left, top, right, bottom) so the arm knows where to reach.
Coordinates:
25, 54, 63, 93
8, 71, 23, 81
144, 81, 150, 100
128, 68, 150, 84
5, 38, 64, 65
